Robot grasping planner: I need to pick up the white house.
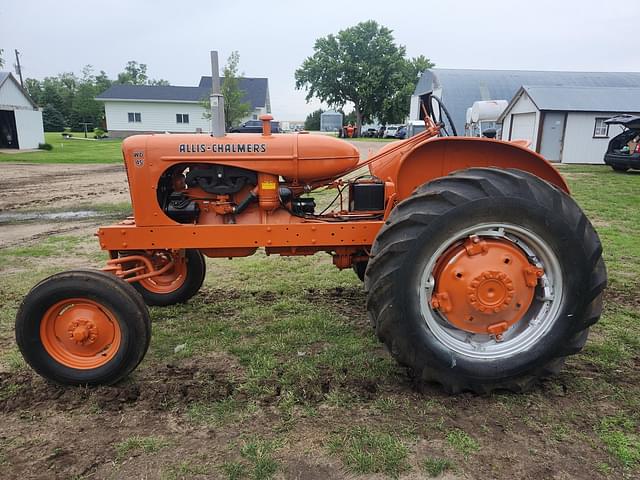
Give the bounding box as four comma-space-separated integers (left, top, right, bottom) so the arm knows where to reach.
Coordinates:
96, 77, 271, 138
0, 72, 45, 149
499, 85, 640, 163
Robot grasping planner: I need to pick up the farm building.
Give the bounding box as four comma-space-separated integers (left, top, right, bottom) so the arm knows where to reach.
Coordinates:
499, 86, 640, 163
96, 77, 270, 138
320, 110, 342, 132
410, 69, 640, 134
0, 72, 44, 149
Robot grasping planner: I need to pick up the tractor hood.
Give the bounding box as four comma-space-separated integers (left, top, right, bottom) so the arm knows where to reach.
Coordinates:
123, 132, 360, 184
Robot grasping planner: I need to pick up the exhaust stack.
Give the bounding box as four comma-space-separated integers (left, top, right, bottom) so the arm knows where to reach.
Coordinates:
210, 51, 226, 137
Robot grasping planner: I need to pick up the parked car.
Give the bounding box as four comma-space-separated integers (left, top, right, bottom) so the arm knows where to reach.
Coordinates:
229, 120, 281, 133
384, 125, 400, 138
361, 127, 378, 138
603, 115, 640, 172
395, 126, 407, 139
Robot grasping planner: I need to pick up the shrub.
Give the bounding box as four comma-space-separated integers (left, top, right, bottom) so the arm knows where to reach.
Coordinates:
38, 143, 53, 151
93, 128, 106, 139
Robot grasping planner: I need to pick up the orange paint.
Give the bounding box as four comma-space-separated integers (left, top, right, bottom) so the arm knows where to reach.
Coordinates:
431, 237, 541, 335
40, 298, 121, 369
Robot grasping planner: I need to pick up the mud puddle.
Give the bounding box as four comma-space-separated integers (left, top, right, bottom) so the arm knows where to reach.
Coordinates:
0, 210, 103, 224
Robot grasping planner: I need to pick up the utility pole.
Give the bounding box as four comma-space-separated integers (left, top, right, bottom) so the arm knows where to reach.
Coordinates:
14, 49, 24, 88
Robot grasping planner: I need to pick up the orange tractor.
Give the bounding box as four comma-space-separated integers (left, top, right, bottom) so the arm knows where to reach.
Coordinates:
15, 76, 606, 393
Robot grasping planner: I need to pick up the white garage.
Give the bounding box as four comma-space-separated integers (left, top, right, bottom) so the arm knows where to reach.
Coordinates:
0, 71, 45, 149
499, 85, 640, 163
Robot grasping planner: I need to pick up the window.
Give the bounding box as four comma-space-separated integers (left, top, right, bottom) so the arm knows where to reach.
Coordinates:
593, 118, 609, 138
128, 112, 141, 123
176, 113, 189, 124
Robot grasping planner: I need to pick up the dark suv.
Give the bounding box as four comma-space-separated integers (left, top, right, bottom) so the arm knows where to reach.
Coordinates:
604, 115, 640, 172
229, 120, 281, 133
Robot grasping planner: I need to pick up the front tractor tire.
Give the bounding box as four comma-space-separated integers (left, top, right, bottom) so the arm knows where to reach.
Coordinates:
365, 168, 606, 394
129, 249, 206, 307
15, 270, 151, 385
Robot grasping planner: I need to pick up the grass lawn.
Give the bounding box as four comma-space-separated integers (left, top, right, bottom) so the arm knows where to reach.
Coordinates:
0, 165, 638, 479
0, 132, 123, 163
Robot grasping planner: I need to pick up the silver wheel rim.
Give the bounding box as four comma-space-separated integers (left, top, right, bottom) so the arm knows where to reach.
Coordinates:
418, 223, 563, 360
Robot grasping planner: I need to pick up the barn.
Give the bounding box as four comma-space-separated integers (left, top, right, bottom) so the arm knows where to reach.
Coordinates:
0, 72, 45, 149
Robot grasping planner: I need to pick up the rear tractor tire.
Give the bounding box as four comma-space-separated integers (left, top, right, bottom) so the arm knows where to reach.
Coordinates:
15, 270, 151, 385
365, 168, 606, 394
128, 249, 206, 307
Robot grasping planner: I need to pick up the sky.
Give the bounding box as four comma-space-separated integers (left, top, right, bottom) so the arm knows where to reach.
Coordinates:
1, 0, 639, 120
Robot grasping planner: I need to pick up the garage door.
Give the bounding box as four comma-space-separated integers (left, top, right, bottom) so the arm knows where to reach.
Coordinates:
510, 113, 536, 147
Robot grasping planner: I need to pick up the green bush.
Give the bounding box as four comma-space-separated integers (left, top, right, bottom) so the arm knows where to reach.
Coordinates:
38, 143, 53, 151
93, 128, 107, 139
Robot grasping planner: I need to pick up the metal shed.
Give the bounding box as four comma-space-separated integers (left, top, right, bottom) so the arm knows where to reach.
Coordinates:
499, 85, 640, 163
320, 110, 342, 132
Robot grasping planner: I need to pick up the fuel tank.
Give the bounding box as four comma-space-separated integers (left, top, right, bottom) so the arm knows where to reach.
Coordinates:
125, 132, 359, 183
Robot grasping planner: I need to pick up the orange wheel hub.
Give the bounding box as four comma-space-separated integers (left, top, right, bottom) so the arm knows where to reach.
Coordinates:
431, 236, 543, 336
138, 251, 187, 294
40, 298, 121, 369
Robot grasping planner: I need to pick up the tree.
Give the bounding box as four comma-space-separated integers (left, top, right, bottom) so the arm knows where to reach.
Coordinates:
221, 52, 251, 129
340, 109, 356, 126
70, 66, 105, 130
117, 61, 148, 85
42, 104, 66, 132
304, 108, 323, 130
117, 60, 169, 86
201, 51, 251, 130
94, 70, 112, 94
378, 55, 432, 125
295, 20, 433, 131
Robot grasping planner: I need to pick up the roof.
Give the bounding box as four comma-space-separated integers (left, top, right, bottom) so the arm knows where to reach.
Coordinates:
321, 110, 342, 116
414, 68, 640, 133
96, 84, 208, 103
96, 77, 269, 110
0, 71, 39, 108
519, 85, 640, 112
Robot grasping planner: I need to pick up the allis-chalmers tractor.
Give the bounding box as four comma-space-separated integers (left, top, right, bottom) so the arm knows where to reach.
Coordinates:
15, 80, 606, 393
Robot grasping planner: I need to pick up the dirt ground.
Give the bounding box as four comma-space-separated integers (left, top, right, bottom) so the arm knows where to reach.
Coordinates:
0, 163, 129, 248
0, 163, 129, 211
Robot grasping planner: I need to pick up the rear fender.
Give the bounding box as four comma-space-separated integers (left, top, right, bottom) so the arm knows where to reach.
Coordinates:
370, 137, 569, 201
